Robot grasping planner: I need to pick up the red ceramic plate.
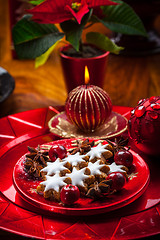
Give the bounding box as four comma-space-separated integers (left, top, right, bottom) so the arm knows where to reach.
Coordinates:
13, 139, 150, 216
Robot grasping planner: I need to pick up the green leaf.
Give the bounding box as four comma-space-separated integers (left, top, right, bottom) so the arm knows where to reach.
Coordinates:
29, 0, 45, 5
60, 10, 92, 51
86, 32, 124, 54
100, 1, 147, 36
12, 15, 64, 59
35, 40, 60, 68
60, 20, 83, 51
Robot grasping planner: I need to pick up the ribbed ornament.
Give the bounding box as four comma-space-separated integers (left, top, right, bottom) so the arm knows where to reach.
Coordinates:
65, 85, 112, 132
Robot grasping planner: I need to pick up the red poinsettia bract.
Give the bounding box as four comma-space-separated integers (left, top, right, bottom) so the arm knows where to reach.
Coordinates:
27, 0, 118, 24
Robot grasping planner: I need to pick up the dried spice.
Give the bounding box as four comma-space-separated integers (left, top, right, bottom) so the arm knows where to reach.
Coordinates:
24, 145, 49, 179
69, 139, 95, 155
107, 137, 129, 154
86, 179, 113, 199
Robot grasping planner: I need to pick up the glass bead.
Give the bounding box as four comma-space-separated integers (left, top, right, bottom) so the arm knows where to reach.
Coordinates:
148, 111, 159, 120
149, 96, 156, 103
151, 103, 160, 110
137, 99, 145, 105
135, 106, 146, 118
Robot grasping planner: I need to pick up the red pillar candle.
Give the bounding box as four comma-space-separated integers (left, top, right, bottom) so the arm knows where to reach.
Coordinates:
65, 67, 112, 132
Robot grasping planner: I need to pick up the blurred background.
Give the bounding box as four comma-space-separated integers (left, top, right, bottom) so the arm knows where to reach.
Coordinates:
0, 0, 160, 118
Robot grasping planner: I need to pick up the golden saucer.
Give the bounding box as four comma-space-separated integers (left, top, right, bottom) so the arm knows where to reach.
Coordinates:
48, 111, 128, 139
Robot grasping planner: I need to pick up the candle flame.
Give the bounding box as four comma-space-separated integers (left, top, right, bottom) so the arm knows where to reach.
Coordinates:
85, 66, 90, 85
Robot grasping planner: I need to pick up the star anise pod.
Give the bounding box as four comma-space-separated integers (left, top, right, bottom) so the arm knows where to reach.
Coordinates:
69, 139, 95, 155
106, 137, 129, 154
28, 161, 44, 179
24, 145, 48, 179
86, 180, 112, 199
26, 145, 49, 165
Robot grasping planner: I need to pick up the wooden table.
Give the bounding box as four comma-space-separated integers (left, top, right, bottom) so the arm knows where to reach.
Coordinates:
0, 1, 160, 118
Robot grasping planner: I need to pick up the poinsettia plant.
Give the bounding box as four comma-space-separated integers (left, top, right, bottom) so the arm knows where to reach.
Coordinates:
12, 0, 147, 67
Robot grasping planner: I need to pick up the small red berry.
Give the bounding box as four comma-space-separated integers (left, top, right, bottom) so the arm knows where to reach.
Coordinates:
49, 145, 67, 161
114, 149, 133, 167
106, 172, 126, 191
60, 184, 80, 205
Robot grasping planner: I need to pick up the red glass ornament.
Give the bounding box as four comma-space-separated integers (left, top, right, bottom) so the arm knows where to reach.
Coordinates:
128, 96, 160, 155
134, 106, 146, 118
65, 85, 112, 132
